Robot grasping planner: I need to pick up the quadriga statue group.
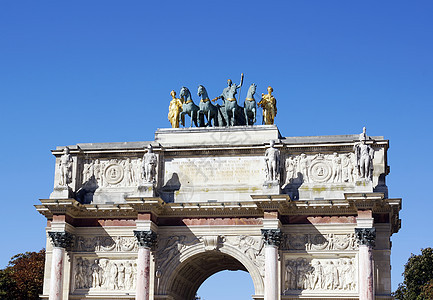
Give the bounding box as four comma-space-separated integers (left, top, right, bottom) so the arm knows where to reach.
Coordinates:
168, 74, 277, 128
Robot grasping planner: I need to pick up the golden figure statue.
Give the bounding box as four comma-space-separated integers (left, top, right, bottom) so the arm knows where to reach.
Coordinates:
168, 90, 184, 128
258, 86, 277, 125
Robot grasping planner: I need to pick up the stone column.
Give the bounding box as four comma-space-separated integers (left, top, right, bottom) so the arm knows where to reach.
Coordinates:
48, 231, 73, 300
134, 230, 157, 300
355, 227, 376, 300
261, 229, 282, 300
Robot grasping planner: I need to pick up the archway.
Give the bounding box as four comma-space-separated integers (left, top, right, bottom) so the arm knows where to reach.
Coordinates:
161, 249, 261, 300
196, 269, 254, 299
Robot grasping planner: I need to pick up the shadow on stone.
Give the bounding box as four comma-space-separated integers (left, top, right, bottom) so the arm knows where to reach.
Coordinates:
158, 172, 181, 203
76, 175, 99, 204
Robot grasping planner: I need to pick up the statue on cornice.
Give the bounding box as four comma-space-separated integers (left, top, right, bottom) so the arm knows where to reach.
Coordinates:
265, 140, 280, 182
353, 127, 374, 180
58, 147, 73, 186
258, 86, 277, 125
168, 90, 184, 128
142, 145, 158, 184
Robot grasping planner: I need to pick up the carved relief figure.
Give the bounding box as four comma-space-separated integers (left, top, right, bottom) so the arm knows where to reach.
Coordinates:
93, 159, 104, 187
82, 160, 94, 183
91, 259, 101, 288
298, 153, 309, 183
265, 140, 280, 181
123, 158, 134, 186
168, 90, 184, 128
58, 147, 73, 186
342, 153, 355, 182
353, 127, 375, 179
332, 153, 342, 183
284, 258, 356, 292
284, 156, 297, 185
237, 235, 264, 261
142, 145, 158, 184
258, 86, 277, 125
74, 257, 136, 291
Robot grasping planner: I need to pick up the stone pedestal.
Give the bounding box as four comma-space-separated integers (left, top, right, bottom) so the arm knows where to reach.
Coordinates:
50, 186, 72, 199
134, 230, 157, 300
135, 183, 156, 197
354, 179, 373, 193
355, 227, 376, 300
262, 229, 282, 300
263, 180, 281, 195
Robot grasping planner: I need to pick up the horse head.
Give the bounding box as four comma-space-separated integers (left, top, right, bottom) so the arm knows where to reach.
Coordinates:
197, 85, 206, 98
248, 83, 257, 98
180, 86, 190, 100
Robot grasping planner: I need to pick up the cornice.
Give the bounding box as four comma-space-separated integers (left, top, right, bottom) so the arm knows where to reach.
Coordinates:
36, 194, 401, 233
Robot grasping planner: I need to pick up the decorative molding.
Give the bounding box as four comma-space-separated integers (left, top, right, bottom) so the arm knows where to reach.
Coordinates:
355, 228, 376, 247
74, 235, 138, 252
134, 230, 157, 248
261, 229, 283, 247
283, 233, 358, 251
48, 231, 73, 248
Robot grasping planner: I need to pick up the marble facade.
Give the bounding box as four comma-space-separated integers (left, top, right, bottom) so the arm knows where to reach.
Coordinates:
36, 125, 401, 300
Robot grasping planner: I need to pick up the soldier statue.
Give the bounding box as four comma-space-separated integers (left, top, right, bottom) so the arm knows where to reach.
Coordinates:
59, 147, 73, 186
142, 145, 158, 184
168, 90, 184, 128
353, 127, 375, 180
258, 86, 277, 125
265, 140, 281, 181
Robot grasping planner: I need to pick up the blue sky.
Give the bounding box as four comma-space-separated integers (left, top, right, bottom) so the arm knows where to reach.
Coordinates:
1, 1, 432, 298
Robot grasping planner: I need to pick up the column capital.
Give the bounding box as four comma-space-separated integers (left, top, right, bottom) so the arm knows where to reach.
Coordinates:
355, 227, 376, 247
261, 229, 283, 247
134, 230, 157, 248
48, 231, 73, 248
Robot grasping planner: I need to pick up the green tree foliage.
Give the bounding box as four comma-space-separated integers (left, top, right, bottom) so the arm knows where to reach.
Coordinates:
0, 249, 45, 300
394, 248, 433, 300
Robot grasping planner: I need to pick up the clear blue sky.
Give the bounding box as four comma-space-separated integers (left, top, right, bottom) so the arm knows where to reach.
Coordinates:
1, 1, 432, 298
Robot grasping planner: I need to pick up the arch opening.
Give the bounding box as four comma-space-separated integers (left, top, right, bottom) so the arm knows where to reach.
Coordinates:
165, 251, 252, 300
196, 269, 255, 300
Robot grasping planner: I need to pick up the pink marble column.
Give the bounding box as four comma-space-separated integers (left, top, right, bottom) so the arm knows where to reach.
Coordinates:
49, 247, 64, 300
48, 231, 72, 300
355, 228, 376, 300
134, 230, 157, 300
262, 229, 282, 300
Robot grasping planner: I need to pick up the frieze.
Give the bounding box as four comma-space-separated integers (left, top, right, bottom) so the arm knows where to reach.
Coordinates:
74, 236, 138, 252
284, 257, 356, 293
73, 257, 136, 292
80, 157, 144, 188
283, 152, 358, 186
283, 233, 358, 251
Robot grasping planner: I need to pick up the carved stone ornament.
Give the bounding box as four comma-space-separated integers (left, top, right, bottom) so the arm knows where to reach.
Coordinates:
284, 257, 356, 292
48, 231, 73, 248
134, 230, 157, 248
284, 233, 358, 251
73, 257, 137, 292
355, 228, 376, 247
261, 229, 283, 247
202, 236, 221, 251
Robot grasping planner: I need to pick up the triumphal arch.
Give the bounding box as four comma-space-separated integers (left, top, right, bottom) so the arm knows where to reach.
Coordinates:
37, 82, 401, 300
